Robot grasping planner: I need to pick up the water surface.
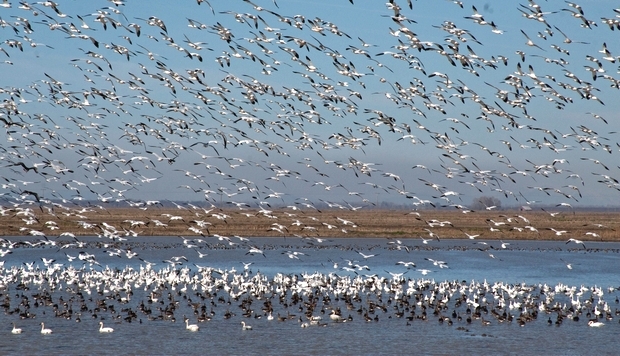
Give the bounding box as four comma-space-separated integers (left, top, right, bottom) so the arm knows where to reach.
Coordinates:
1, 236, 618, 355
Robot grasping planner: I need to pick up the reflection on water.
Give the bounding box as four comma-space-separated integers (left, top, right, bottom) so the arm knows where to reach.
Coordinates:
1, 236, 619, 355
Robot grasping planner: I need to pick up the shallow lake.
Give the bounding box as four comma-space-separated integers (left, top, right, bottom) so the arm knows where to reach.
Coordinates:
1, 236, 619, 355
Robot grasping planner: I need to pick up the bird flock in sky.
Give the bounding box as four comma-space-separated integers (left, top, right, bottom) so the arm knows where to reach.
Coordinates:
3, 1, 620, 340
0, 0, 620, 243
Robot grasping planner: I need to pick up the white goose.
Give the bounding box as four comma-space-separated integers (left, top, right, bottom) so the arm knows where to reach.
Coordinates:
40, 322, 52, 334
588, 320, 604, 327
241, 321, 252, 330
99, 322, 114, 333
185, 319, 200, 332
11, 323, 22, 334
329, 310, 342, 322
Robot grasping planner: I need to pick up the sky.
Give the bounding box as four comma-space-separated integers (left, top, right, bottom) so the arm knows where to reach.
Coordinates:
1, 0, 620, 210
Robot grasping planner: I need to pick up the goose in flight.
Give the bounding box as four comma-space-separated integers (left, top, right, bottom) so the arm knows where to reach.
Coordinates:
246, 246, 266, 258
423, 228, 441, 242
419, 237, 433, 244
425, 258, 449, 268
548, 228, 568, 236
560, 258, 574, 270
520, 29, 545, 51
356, 251, 379, 259
282, 250, 307, 259
385, 270, 408, 279
194, 250, 209, 258
461, 230, 481, 239
566, 238, 586, 249
396, 261, 416, 268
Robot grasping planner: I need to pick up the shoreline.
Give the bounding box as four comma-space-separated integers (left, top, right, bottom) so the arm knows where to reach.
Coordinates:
1, 207, 618, 241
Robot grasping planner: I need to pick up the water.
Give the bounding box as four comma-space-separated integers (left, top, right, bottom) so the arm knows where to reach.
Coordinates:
1, 236, 619, 355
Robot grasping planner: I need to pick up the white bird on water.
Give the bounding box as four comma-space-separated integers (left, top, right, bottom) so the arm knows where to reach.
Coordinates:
329, 310, 342, 322
12, 323, 22, 334
588, 320, 604, 327
40, 322, 52, 334
241, 321, 252, 330
185, 319, 200, 332
99, 321, 114, 333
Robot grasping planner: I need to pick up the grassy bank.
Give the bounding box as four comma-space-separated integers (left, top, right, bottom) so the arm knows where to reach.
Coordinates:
1, 206, 618, 241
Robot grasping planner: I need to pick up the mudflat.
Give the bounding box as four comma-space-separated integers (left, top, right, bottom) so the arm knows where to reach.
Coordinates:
2, 206, 618, 241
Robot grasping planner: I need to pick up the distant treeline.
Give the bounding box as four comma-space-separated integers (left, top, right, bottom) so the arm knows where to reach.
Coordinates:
23, 199, 620, 212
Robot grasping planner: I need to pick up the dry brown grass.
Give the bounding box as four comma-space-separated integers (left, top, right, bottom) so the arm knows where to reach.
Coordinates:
2, 207, 619, 241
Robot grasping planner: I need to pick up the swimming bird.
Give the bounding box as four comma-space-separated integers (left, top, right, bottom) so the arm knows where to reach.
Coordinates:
11, 323, 22, 334
588, 320, 604, 327
40, 322, 52, 334
241, 321, 252, 330
99, 322, 114, 333
329, 310, 342, 322
185, 319, 200, 331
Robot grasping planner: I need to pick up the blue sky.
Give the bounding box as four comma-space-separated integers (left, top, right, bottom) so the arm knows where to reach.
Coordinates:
1, 0, 620, 209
